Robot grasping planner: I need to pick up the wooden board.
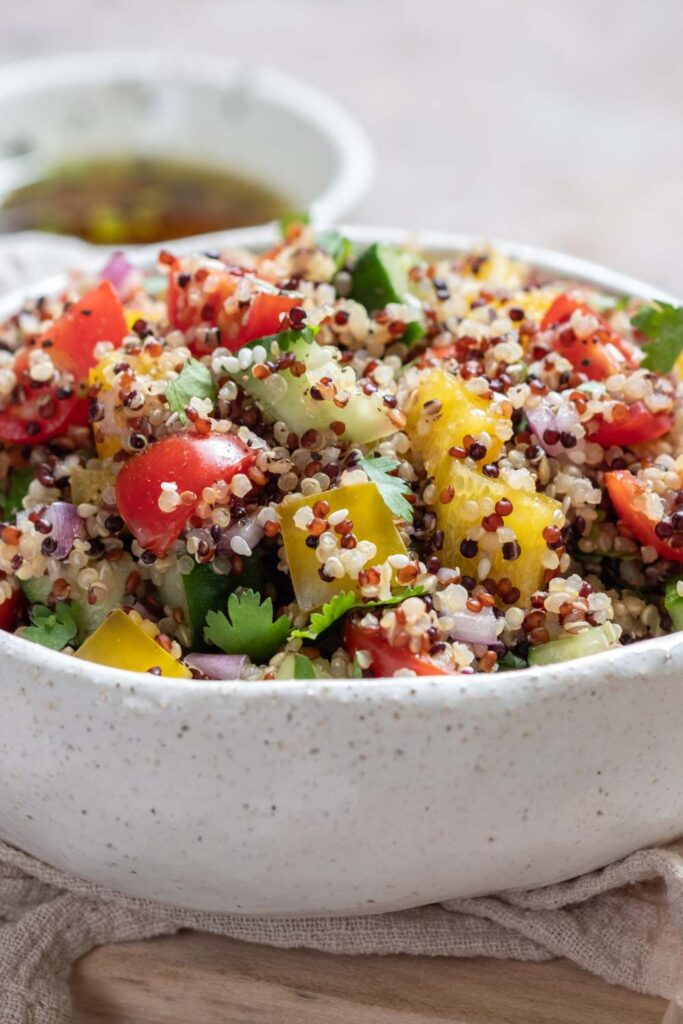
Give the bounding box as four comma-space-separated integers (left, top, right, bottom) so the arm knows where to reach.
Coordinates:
71, 932, 667, 1024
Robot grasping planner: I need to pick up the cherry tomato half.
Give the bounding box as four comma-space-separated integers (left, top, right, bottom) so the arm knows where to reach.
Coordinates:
0, 282, 127, 445
116, 433, 257, 557
591, 401, 673, 449
605, 470, 683, 563
542, 294, 639, 381
345, 618, 449, 677
235, 292, 300, 350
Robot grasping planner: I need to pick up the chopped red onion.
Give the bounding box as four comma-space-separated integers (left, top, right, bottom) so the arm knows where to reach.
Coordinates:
185, 653, 249, 680
216, 514, 264, 557
449, 606, 499, 646
100, 252, 140, 298
43, 502, 84, 560
527, 398, 582, 456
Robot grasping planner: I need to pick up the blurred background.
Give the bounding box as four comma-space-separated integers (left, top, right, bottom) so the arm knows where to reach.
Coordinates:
0, 0, 681, 289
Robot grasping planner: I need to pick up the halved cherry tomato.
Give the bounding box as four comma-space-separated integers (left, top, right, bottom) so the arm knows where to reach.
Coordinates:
167, 260, 238, 340
115, 433, 257, 556
235, 292, 300, 349
167, 260, 299, 353
0, 282, 127, 445
0, 589, 23, 632
591, 401, 673, 448
542, 294, 639, 381
344, 618, 449, 677
605, 470, 683, 563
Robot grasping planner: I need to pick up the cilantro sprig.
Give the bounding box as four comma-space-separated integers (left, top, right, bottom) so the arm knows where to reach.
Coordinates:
166, 358, 217, 424
3, 467, 34, 519
291, 586, 424, 641
204, 589, 290, 663
23, 602, 79, 651
631, 302, 683, 373
356, 455, 413, 522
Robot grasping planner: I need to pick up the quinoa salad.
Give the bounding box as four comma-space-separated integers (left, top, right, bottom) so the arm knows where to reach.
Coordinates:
1, 223, 683, 681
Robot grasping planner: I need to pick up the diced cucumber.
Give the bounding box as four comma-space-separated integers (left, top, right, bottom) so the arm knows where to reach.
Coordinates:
665, 579, 683, 631
158, 556, 265, 648
276, 652, 329, 679
226, 329, 395, 444
350, 243, 409, 312
21, 556, 134, 641
20, 575, 52, 605
528, 623, 621, 667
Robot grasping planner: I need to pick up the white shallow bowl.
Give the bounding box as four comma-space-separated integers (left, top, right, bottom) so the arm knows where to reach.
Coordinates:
0, 51, 373, 235
0, 227, 680, 916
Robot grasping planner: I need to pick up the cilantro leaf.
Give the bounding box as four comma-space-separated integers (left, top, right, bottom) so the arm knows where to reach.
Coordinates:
278, 211, 310, 237
631, 302, 683, 373
356, 455, 413, 522
293, 653, 317, 679
204, 589, 290, 663
166, 358, 217, 424
3, 467, 34, 519
23, 601, 79, 651
291, 586, 424, 641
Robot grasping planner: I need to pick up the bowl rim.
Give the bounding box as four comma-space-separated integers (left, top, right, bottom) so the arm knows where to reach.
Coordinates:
0, 223, 679, 697
0, 49, 375, 225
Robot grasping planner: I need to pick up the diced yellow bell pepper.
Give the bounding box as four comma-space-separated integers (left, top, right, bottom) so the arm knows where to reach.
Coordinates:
432, 458, 564, 603
124, 307, 164, 332
279, 481, 408, 612
75, 609, 191, 678
406, 369, 512, 468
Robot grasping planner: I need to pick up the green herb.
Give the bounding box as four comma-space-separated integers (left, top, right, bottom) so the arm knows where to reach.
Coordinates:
291, 586, 424, 641
278, 211, 310, 236
664, 578, 683, 631
401, 321, 425, 347
498, 650, 527, 671
166, 358, 217, 424
23, 601, 79, 651
204, 589, 290, 663
352, 655, 364, 678
357, 455, 413, 522
316, 229, 354, 271
293, 653, 317, 679
631, 302, 683, 373
3, 467, 34, 519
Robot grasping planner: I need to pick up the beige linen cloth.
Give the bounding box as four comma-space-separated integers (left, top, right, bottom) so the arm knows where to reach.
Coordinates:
2, 835, 683, 1022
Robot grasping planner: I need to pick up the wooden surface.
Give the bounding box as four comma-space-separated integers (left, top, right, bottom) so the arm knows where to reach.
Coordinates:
70, 932, 667, 1024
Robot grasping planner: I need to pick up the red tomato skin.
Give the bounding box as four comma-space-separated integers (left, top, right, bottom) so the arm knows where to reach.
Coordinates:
0, 282, 127, 446
542, 294, 639, 379
234, 293, 299, 351
345, 619, 449, 677
116, 434, 257, 556
0, 589, 22, 632
591, 402, 673, 448
605, 470, 683, 563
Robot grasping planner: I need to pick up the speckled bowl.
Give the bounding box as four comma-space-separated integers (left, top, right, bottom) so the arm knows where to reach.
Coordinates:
0, 228, 681, 915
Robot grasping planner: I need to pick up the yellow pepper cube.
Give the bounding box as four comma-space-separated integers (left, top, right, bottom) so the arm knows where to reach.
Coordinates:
406, 369, 512, 469
75, 609, 191, 678
279, 482, 408, 612
432, 458, 564, 604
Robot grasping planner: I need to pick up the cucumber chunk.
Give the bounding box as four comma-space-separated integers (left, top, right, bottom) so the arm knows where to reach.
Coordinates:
350, 243, 409, 312
528, 622, 621, 666
225, 329, 395, 445
665, 579, 683, 631
158, 556, 265, 648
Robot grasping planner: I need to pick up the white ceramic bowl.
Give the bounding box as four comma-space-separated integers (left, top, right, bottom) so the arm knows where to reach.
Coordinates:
0, 227, 680, 916
0, 51, 374, 233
